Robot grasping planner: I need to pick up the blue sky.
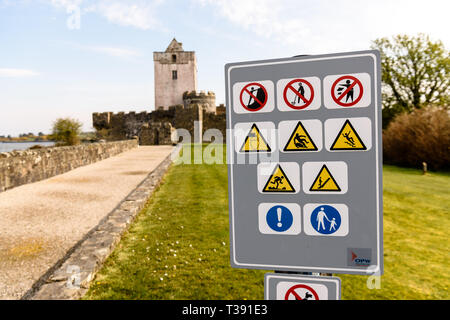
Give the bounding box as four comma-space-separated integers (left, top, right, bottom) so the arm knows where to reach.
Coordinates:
1, 0, 449, 136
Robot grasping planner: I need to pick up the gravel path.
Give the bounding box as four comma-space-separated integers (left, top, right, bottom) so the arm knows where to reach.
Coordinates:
0, 145, 173, 299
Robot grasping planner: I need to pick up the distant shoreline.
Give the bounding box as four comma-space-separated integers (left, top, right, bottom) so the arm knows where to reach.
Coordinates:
0, 141, 54, 144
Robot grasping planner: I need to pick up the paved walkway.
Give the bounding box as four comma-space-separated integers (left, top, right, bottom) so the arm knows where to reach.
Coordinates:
0, 145, 174, 299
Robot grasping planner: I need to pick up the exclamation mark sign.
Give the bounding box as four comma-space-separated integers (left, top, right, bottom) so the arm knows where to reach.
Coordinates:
277, 207, 282, 227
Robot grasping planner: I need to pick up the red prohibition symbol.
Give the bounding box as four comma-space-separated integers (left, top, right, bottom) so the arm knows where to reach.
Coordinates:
284, 284, 320, 300
239, 82, 268, 112
331, 75, 364, 107
283, 79, 314, 110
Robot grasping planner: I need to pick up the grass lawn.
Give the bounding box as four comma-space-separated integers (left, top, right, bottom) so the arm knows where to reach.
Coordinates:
84, 145, 449, 300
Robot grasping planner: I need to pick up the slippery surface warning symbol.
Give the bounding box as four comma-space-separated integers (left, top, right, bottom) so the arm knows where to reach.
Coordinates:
330, 119, 366, 150
324, 117, 372, 152
309, 165, 341, 192
239, 123, 271, 153
283, 121, 318, 152
263, 164, 295, 193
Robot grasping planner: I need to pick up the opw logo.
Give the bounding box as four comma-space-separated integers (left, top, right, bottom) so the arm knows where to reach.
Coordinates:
348, 248, 372, 267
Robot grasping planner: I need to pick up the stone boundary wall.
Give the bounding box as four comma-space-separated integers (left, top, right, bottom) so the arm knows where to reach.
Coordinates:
0, 140, 138, 192
24, 145, 180, 300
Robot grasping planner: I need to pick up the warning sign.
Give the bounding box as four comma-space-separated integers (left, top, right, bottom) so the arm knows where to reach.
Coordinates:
331, 75, 363, 107
284, 284, 320, 300
240, 123, 271, 153
323, 73, 371, 109
330, 119, 367, 150
284, 121, 318, 152
263, 164, 295, 193
240, 82, 268, 111
324, 117, 372, 152
309, 165, 341, 192
232, 80, 275, 114
266, 274, 340, 300
258, 203, 301, 235
302, 161, 348, 194
276, 76, 320, 111
283, 79, 314, 110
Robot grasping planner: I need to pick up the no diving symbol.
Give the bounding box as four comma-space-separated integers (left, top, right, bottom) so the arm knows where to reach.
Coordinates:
331, 75, 363, 107
283, 79, 314, 110
240, 83, 268, 111
285, 284, 319, 300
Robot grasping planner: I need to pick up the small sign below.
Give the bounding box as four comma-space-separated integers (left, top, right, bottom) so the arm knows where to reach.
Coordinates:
265, 273, 341, 300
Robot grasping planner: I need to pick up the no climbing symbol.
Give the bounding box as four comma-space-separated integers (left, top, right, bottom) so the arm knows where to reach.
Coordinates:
240, 83, 268, 111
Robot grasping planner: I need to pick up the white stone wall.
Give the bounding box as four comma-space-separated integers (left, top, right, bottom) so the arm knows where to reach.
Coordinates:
154, 52, 197, 110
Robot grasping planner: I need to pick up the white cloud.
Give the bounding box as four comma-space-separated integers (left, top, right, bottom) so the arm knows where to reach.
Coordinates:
89, 45, 142, 58
195, 0, 450, 53
0, 68, 39, 77
63, 41, 142, 58
89, 0, 163, 30
47, 0, 165, 30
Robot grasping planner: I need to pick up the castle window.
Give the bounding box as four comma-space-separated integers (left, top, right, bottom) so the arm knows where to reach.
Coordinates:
172, 70, 177, 80
172, 54, 177, 63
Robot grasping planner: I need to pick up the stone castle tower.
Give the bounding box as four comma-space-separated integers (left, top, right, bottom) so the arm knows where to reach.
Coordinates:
153, 38, 198, 110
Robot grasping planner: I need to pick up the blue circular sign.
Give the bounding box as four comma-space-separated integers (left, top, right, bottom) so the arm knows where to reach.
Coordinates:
310, 205, 341, 234
266, 205, 293, 232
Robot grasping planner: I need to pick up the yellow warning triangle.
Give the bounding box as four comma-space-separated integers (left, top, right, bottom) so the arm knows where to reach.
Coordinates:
240, 124, 271, 152
330, 120, 367, 150
284, 121, 318, 151
309, 165, 341, 192
263, 164, 295, 192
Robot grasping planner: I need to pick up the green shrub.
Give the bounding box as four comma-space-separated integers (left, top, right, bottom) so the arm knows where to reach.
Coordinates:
50, 118, 82, 146
383, 106, 450, 170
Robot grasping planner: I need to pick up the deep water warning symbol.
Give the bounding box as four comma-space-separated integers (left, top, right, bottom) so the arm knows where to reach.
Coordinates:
263, 164, 295, 193
309, 165, 341, 192
240, 123, 272, 152
284, 121, 318, 151
330, 119, 367, 151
